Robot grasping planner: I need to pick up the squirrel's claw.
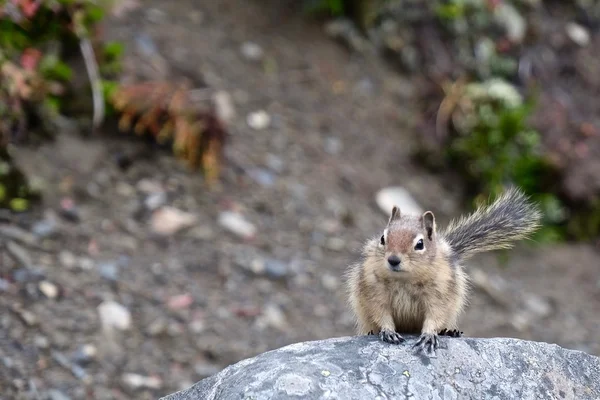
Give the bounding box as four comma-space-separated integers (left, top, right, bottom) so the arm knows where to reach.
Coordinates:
439, 329, 463, 338
379, 329, 405, 344
414, 333, 439, 356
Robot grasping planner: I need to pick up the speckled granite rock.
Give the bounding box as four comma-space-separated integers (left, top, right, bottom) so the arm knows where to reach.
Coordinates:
160, 335, 600, 400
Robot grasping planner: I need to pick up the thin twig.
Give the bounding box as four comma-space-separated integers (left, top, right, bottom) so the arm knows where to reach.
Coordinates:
79, 37, 105, 131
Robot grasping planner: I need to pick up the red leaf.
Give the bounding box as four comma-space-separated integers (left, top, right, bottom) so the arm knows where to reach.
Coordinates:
19, 0, 40, 18
20, 48, 42, 71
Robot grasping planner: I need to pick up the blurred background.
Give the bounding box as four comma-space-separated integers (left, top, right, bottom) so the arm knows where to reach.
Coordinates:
0, 0, 599, 398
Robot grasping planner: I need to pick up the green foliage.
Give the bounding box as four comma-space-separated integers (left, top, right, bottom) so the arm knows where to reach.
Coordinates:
303, 0, 347, 16
301, 0, 384, 30
444, 82, 568, 243
0, 0, 123, 211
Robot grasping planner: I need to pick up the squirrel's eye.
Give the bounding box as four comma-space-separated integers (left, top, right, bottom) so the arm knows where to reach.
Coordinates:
414, 239, 424, 250
380, 235, 385, 246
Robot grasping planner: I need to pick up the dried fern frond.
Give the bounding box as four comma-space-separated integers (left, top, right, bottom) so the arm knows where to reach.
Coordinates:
109, 81, 228, 184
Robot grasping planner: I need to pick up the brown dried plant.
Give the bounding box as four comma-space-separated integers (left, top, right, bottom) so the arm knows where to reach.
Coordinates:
110, 81, 227, 184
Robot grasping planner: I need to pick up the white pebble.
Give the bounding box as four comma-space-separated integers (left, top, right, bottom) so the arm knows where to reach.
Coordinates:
39, 281, 59, 299
247, 110, 271, 130
150, 206, 197, 236
218, 211, 257, 239
240, 41, 264, 61
566, 22, 590, 46
375, 187, 423, 216
213, 90, 235, 123
122, 373, 163, 390
98, 301, 131, 331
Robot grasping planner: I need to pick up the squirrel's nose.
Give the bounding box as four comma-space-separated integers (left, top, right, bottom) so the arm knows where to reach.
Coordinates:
387, 255, 401, 267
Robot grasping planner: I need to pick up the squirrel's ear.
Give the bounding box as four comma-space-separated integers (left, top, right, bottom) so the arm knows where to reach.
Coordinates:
388, 206, 401, 224
422, 211, 436, 240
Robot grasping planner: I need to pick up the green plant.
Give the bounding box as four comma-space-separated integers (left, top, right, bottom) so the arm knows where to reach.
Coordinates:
0, 0, 123, 211
303, 0, 347, 16
441, 79, 568, 243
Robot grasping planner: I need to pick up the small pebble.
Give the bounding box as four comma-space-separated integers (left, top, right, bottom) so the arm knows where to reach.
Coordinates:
12, 267, 45, 283
72, 344, 97, 366
375, 187, 423, 216
194, 362, 221, 377
264, 259, 289, 280
240, 41, 264, 61
566, 22, 590, 46
34, 335, 50, 349
321, 274, 339, 291
247, 258, 266, 274
98, 301, 131, 331
31, 219, 58, 238
39, 281, 59, 299
147, 318, 168, 337
59, 251, 77, 269
0, 225, 38, 246
256, 303, 287, 331
78, 257, 94, 271
326, 238, 346, 252
145, 192, 167, 211
6, 241, 33, 268
189, 319, 206, 334
187, 226, 215, 240
151, 206, 197, 236
218, 211, 257, 239
213, 90, 235, 123
47, 389, 72, 400
146, 8, 166, 23
324, 136, 343, 155
97, 261, 119, 282
59, 198, 80, 222
122, 373, 163, 390
247, 110, 271, 130
14, 307, 38, 326
523, 294, 553, 318
137, 179, 163, 194
167, 294, 194, 310
265, 154, 284, 173
247, 168, 276, 187
51, 351, 88, 380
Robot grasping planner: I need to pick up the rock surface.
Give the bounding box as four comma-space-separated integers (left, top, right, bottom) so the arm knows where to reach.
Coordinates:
161, 336, 600, 400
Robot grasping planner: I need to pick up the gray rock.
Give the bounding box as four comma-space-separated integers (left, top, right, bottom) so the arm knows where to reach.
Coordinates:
47, 389, 72, 400
6, 240, 33, 268
97, 260, 123, 282
247, 168, 276, 187
240, 42, 264, 61
264, 259, 289, 280
31, 218, 58, 238
160, 336, 600, 400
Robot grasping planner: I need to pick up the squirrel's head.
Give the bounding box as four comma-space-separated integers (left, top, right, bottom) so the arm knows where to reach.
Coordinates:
373, 205, 438, 277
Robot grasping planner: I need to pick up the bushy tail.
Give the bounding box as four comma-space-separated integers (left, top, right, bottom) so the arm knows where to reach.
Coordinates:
442, 187, 542, 262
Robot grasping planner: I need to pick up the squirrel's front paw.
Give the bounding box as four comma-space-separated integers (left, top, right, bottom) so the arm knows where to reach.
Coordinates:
379, 329, 405, 344
414, 333, 439, 356
439, 328, 463, 338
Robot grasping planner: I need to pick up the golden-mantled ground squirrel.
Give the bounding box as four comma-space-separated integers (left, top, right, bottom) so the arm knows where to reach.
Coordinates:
345, 187, 542, 356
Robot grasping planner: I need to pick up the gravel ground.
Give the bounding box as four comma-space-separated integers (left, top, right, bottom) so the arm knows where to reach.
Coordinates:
1, 1, 599, 399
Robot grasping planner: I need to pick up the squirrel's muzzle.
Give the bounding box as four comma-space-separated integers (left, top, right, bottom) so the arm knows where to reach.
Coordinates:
387, 255, 402, 272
